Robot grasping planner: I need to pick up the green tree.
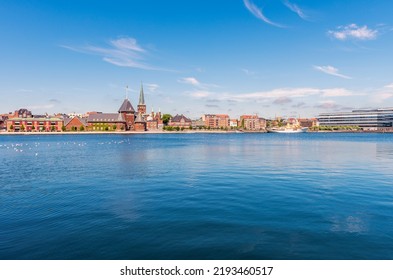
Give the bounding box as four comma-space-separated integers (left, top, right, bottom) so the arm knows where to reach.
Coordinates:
112, 124, 117, 130
61, 125, 66, 132
162, 114, 172, 125
10, 124, 14, 131
51, 125, 55, 132
21, 124, 25, 131
80, 125, 85, 131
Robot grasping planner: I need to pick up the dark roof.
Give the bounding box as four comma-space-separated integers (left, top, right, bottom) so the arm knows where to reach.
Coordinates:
135, 112, 145, 123
171, 114, 191, 123
139, 83, 145, 105
118, 99, 135, 113
87, 113, 125, 123
17, 108, 32, 117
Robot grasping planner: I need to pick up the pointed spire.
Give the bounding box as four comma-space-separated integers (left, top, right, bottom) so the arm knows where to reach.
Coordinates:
125, 85, 129, 100
139, 82, 145, 105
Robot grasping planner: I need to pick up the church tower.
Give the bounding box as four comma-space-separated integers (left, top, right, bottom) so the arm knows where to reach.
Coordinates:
137, 82, 147, 115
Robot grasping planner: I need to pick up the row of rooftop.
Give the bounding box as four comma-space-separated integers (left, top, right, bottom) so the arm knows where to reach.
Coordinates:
1, 84, 393, 132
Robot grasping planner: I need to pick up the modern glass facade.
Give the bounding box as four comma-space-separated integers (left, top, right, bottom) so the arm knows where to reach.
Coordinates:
318, 108, 393, 128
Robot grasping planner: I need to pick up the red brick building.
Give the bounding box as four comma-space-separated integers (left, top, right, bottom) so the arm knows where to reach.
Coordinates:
298, 118, 319, 128
146, 109, 164, 130
168, 114, 192, 128
64, 116, 88, 131
7, 116, 63, 132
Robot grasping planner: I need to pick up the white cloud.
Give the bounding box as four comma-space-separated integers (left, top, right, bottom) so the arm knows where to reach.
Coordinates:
372, 83, 393, 103
189, 91, 211, 98
283, 1, 307, 20
62, 37, 158, 70
145, 83, 159, 92
273, 96, 292, 104
328, 24, 378, 41
375, 93, 393, 102
313, 65, 352, 79
243, 0, 284, 28
178, 77, 201, 86
205, 87, 355, 104
321, 88, 354, 97
230, 87, 352, 101
241, 68, 256, 76
314, 100, 340, 109
29, 104, 55, 110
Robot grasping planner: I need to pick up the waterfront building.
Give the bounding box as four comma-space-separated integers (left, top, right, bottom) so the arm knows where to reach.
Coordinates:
134, 112, 146, 131
64, 116, 88, 131
229, 119, 238, 128
240, 115, 266, 131
318, 108, 393, 130
0, 115, 8, 131
146, 108, 164, 130
202, 114, 230, 129
6, 116, 63, 132
168, 114, 192, 128
118, 97, 136, 130
87, 113, 126, 131
298, 118, 319, 128
191, 118, 205, 128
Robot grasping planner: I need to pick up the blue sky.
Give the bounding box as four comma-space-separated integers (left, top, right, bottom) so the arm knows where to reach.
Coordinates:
1, 0, 393, 118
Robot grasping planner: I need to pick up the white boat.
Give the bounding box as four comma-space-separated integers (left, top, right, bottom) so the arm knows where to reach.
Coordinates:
267, 127, 308, 133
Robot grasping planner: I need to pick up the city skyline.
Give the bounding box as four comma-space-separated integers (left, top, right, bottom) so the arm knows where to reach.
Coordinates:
1, 0, 393, 118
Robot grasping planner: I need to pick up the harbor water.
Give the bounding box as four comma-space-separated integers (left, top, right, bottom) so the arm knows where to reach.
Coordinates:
0, 133, 392, 259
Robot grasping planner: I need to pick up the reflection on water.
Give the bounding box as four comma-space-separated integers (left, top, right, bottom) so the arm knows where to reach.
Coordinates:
0, 133, 393, 259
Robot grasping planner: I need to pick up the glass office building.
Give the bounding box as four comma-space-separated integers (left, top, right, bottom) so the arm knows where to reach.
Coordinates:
318, 108, 393, 129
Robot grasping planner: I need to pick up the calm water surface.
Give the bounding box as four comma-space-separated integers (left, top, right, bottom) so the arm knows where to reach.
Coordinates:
1, 133, 393, 259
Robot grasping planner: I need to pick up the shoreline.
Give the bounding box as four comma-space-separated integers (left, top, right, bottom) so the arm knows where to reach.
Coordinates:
1, 130, 393, 136
0, 130, 241, 136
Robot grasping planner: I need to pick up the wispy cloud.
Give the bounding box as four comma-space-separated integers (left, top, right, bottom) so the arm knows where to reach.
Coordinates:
178, 77, 201, 86
313, 65, 352, 79
292, 102, 306, 108
243, 0, 284, 28
189, 87, 355, 104
189, 91, 211, 98
179, 77, 220, 91
328, 24, 378, 41
273, 96, 292, 104
372, 83, 393, 103
228, 87, 354, 101
314, 100, 340, 110
62, 37, 160, 70
29, 104, 56, 110
384, 83, 393, 89
49, 98, 61, 104
145, 83, 159, 93
241, 68, 256, 76
205, 104, 219, 108
283, 0, 308, 20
